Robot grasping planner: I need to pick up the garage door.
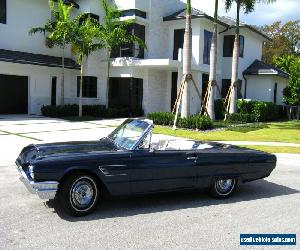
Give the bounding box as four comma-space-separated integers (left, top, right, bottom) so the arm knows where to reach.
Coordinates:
0, 74, 28, 114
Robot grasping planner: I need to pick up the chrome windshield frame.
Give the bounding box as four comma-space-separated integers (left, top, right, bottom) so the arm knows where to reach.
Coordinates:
108, 119, 154, 151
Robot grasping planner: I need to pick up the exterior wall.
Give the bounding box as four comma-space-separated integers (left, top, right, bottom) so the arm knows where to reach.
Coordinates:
115, 0, 149, 12
0, 0, 71, 58
189, 71, 202, 114
246, 76, 273, 102
145, 0, 185, 59
143, 69, 171, 113
221, 29, 264, 81
273, 76, 287, 105
245, 75, 287, 105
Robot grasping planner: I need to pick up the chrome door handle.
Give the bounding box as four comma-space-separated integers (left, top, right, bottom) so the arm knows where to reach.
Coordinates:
187, 156, 197, 160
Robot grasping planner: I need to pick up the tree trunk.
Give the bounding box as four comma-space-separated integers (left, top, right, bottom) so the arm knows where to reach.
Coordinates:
181, 1, 192, 118
207, 0, 218, 120
79, 62, 83, 117
229, 0, 240, 114
106, 50, 111, 108
61, 45, 65, 106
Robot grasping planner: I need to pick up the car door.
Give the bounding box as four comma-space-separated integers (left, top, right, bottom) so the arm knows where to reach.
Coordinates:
195, 152, 249, 188
129, 149, 197, 194
96, 151, 132, 196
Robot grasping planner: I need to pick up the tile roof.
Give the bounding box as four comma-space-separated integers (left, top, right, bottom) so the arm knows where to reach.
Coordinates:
0, 49, 80, 69
243, 59, 289, 79
163, 8, 206, 21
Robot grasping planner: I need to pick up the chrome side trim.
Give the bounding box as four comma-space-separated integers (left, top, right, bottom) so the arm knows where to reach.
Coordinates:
98, 166, 128, 177
17, 166, 59, 200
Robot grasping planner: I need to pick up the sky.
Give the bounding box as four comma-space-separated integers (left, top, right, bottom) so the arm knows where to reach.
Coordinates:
191, 0, 300, 26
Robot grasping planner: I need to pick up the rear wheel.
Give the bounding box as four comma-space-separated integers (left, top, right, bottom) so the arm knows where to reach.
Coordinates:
210, 177, 237, 198
58, 173, 99, 216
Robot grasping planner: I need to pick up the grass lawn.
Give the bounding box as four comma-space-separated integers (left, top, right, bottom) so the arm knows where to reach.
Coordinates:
153, 121, 300, 144
242, 145, 300, 154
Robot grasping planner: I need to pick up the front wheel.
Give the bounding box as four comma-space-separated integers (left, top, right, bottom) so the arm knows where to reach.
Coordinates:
58, 173, 99, 216
210, 177, 237, 198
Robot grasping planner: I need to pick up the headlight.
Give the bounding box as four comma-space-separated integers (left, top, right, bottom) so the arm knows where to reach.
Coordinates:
28, 165, 35, 179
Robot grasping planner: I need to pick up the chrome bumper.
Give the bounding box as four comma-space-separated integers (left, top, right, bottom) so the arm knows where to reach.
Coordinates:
17, 166, 59, 200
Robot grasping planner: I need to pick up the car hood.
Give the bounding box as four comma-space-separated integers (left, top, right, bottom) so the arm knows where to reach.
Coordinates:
16, 138, 117, 166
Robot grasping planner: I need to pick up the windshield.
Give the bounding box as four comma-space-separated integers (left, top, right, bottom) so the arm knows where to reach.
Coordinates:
108, 119, 152, 150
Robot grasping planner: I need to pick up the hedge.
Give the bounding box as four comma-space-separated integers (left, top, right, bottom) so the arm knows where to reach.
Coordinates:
227, 113, 256, 123
41, 104, 144, 118
237, 100, 286, 122
147, 112, 213, 130
214, 99, 287, 122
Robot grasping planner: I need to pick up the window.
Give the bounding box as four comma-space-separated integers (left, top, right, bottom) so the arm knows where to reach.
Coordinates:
221, 79, 242, 99
121, 9, 147, 19
274, 82, 278, 104
203, 30, 212, 64
77, 76, 97, 98
173, 29, 185, 60
111, 23, 145, 59
0, 0, 6, 24
223, 35, 244, 57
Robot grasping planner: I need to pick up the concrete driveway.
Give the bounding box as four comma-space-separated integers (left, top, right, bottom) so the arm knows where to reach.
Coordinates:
0, 115, 299, 250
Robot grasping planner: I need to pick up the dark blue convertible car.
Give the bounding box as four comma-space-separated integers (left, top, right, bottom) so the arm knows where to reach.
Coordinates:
16, 119, 276, 216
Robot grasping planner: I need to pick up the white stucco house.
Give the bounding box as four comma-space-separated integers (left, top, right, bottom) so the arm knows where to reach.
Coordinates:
0, 0, 288, 115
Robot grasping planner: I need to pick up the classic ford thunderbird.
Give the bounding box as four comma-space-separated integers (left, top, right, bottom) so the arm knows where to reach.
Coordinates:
16, 119, 276, 216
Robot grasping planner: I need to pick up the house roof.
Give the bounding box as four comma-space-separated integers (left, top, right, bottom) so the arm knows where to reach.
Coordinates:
163, 7, 206, 21
243, 59, 289, 79
218, 16, 270, 40
163, 8, 270, 41
0, 49, 80, 69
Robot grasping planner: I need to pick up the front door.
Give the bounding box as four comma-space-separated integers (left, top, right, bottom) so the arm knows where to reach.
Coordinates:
108, 77, 143, 112
130, 150, 197, 194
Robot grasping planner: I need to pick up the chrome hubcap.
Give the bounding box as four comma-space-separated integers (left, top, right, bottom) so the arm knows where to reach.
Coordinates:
216, 179, 234, 194
71, 180, 94, 209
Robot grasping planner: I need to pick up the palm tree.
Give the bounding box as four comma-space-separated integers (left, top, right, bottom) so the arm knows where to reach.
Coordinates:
29, 0, 74, 106
205, 0, 219, 120
180, 0, 192, 118
98, 0, 146, 107
225, 0, 276, 116
173, 0, 202, 128
71, 17, 103, 117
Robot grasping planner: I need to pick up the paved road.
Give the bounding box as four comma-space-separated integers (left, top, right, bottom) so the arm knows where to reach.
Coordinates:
0, 115, 299, 250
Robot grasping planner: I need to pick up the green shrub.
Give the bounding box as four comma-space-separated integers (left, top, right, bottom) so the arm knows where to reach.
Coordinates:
147, 112, 213, 130
228, 113, 256, 123
147, 112, 175, 126
237, 100, 287, 122
41, 104, 144, 118
41, 104, 79, 117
